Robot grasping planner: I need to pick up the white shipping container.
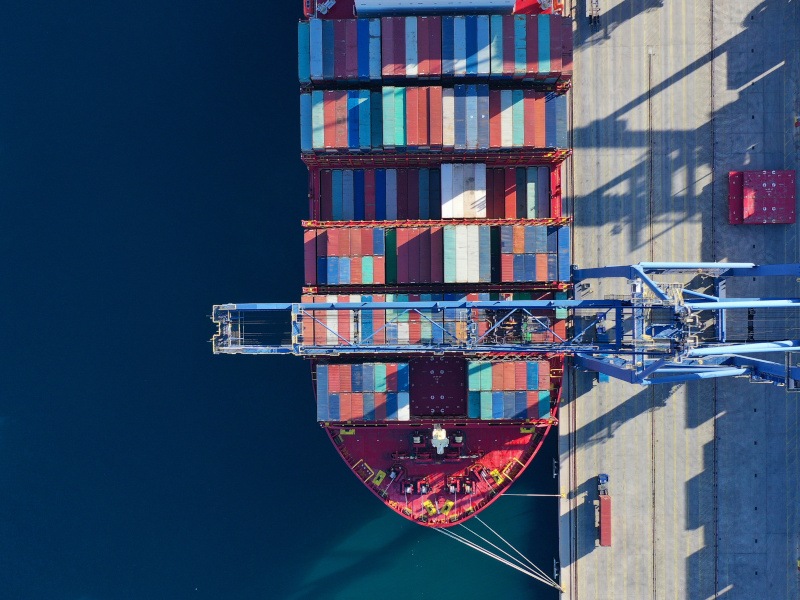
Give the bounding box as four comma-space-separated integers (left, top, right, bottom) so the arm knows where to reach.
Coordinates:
466, 90, 478, 149
526, 167, 537, 219
405, 17, 418, 77
441, 164, 454, 218
325, 295, 338, 345
397, 392, 411, 421
397, 322, 410, 345
462, 163, 476, 218
349, 295, 360, 341
452, 164, 465, 218
467, 225, 480, 282
385, 169, 398, 219
443, 88, 455, 147
474, 164, 487, 218
500, 90, 513, 148
455, 225, 468, 282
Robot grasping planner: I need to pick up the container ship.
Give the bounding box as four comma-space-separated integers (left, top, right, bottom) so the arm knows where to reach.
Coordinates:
214, 0, 574, 528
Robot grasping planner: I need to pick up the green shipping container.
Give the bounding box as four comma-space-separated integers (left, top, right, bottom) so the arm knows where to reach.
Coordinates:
479, 362, 493, 391
467, 362, 481, 390
555, 292, 568, 319
374, 363, 387, 392
385, 229, 398, 283
393, 87, 406, 146
382, 87, 395, 147
468, 392, 481, 419
480, 391, 493, 420
362, 256, 374, 284
512, 90, 524, 147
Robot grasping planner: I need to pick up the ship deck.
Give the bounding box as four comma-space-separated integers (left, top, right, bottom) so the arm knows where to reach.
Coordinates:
559, 0, 799, 598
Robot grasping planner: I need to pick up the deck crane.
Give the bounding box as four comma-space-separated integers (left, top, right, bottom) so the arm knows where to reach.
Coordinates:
212, 261, 800, 389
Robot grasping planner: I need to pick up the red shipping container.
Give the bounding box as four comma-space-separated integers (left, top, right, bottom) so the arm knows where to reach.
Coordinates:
485, 168, 495, 219
492, 362, 504, 390
503, 362, 516, 391
742, 170, 795, 224
340, 362, 353, 391
512, 225, 525, 253
417, 87, 429, 147
325, 229, 338, 257
364, 169, 376, 220
504, 167, 517, 218
407, 169, 420, 219
406, 87, 419, 146
526, 391, 538, 418
361, 227, 374, 255
408, 228, 420, 283
335, 90, 348, 148
419, 228, 431, 283
550, 166, 562, 218
428, 16, 442, 75
381, 17, 394, 78
327, 364, 340, 393
351, 256, 362, 284
408, 314, 422, 344
501, 254, 514, 281
334, 20, 347, 79
374, 255, 386, 285
346, 19, 358, 78
350, 227, 362, 257
323, 91, 336, 148
339, 392, 352, 421
386, 363, 398, 391
351, 392, 364, 420
302, 313, 315, 346
533, 92, 546, 148
549, 17, 562, 74
338, 307, 351, 341
502, 15, 515, 76
417, 17, 429, 76
430, 226, 444, 282
304, 230, 317, 285
538, 361, 551, 390
373, 304, 386, 344
393, 17, 406, 76
526, 15, 538, 77
489, 90, 502, 148
374, 392, 387, 420
523, 89, 537, 146
515, 362, 527, 389
397, 168, 408, 219
536, 253, 548, 281
339, 228, 351, 256
728, 171, 744, 224
319, 169, 332, 220
429, 86, 443, 147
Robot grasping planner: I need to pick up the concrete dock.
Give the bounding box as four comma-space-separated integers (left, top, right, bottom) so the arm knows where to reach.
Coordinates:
559, 0, 799, 598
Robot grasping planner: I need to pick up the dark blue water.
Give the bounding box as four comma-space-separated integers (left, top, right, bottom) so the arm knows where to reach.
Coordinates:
1, 3, 557, 598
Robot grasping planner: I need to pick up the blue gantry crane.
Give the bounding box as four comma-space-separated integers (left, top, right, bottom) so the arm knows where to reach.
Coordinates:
211, 262, 800, 389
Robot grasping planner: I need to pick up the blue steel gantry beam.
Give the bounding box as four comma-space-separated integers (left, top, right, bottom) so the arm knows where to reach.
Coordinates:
211, 262, 800, 389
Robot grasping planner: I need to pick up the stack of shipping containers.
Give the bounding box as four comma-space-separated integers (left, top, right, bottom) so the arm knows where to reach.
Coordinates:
298, 5, 572, 423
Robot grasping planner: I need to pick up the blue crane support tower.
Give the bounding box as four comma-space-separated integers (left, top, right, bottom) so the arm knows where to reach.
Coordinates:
211, 262, 800, 389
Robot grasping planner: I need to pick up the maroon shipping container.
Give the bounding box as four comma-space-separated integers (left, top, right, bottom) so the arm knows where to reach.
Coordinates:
598, 496, 612, 547
728, 171, 744, 224
397, 168, 408, 219
320, 170, 333, 220
485, 168, 495, 219
407, 169, 420, 219
428, 16, 442, 75
381, 17, 393, 78
526, 15, 538, 78
502, 15, 515, 76
393, 17, 406, 77
408, 228, 420, 283
346, 19, 359, 79
304, 230, 317, 284
365, 170, 376, 220
489, 90, 501, 148
309, 169, 320, 219
397, 228, 409, 282
334, 20, 347, 79
429, 86, 443, 147
430, 226, 444, 282
406, 87, 419, 146
549, 16, 562, 74
417, 16, 429, 76
562, 17, 573, 74
419, 228, 431, 282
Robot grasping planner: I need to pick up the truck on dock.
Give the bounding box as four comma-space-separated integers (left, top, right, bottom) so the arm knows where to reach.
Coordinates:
594, 474, 611, 547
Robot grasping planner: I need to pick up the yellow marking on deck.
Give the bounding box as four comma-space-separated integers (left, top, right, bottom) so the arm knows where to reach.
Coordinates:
372, 470, 386, 486
339, 428, 356, 436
